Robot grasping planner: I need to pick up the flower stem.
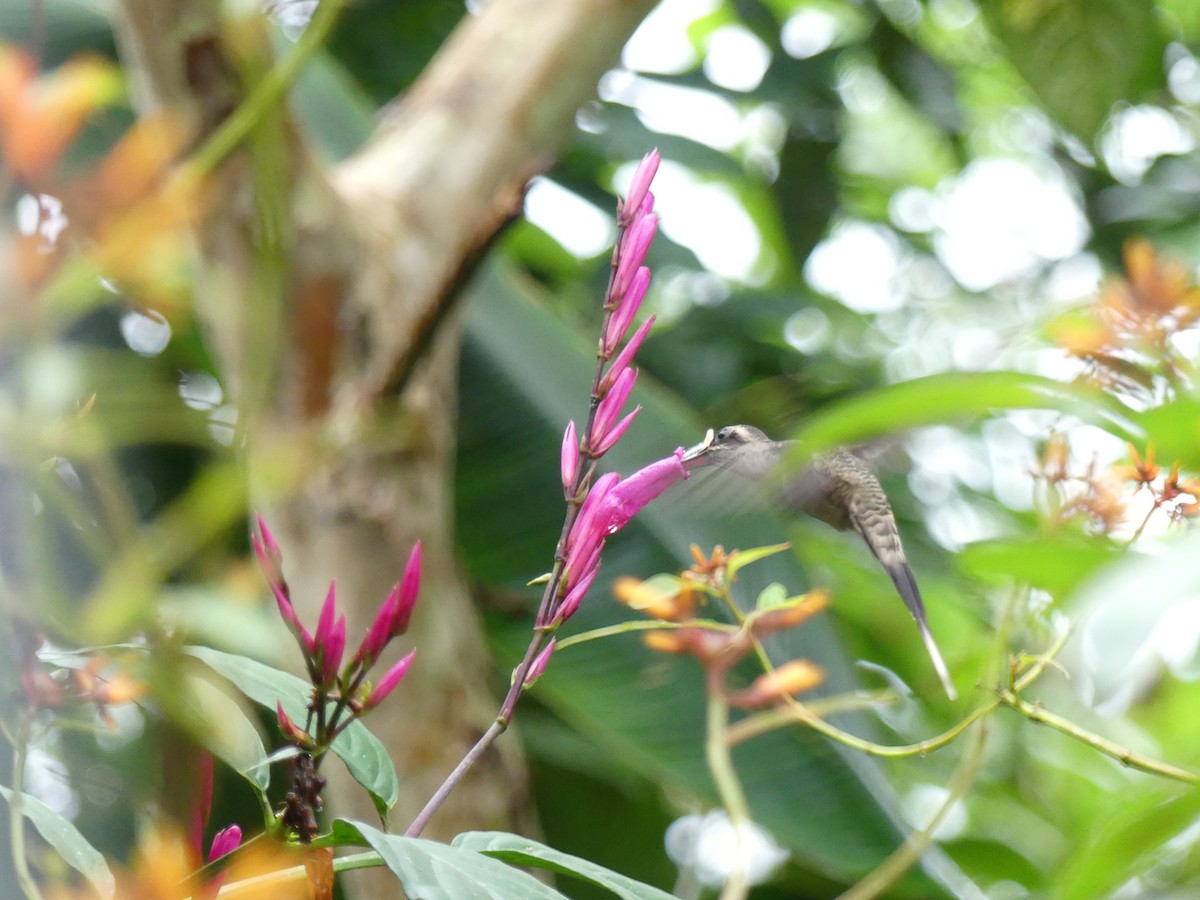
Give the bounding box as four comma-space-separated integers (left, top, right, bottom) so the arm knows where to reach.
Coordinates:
11, 710, 44, 900
705, 668, 751, 900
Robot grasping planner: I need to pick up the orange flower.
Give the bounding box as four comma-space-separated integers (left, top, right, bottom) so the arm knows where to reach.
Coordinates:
728, 660, 825, 709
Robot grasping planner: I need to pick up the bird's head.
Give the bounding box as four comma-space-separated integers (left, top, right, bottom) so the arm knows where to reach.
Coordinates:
681, 424, 776, 475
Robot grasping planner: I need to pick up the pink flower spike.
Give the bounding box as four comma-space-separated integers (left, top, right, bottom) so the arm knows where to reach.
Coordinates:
599, 449, 689, 534
612, 213, 658, 301
621, 150, 661, 225
555, 563, 599, 624
321, 614, 347, 686
561, 421, 580, 494
522, 639, 556, 688
591, 406, 641, 457
600, 316, 655, 395
390, 541, 422, 638
365, 650, 416, 709
590, 367, 638, 449
208, 825, 242, 863
604, 266, 651, 353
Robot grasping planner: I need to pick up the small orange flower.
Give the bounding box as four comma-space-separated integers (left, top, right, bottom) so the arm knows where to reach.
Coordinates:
612, 576, 695, 621
1113, 443, 1160, 487
728, 660, 825, 709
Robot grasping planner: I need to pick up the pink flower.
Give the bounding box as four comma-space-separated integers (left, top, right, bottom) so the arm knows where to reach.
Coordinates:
522, 639, 556, 688
604, 267, 651, 354
600, 315, 655, 394
621, 150, 661, 225
590, 406, 641, 457
392, 541, 422, 638
564, 472, 619, 578
612, 213, 658, 301
207, 825, 242, 862
276, 701, 312, 747
561, 421, 580, 494
589, 367, 638, 449
553, 563, 598, 625
321, 614, 346, 686
598, 449, 689, 533
364, 650, 417, 709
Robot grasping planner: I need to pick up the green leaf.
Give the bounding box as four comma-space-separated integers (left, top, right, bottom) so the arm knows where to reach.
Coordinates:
957, 535, 1119, 599
726, 543, 792, 581
177, 669, 271, 793
454, 831, 677, 900
982, 0, 1164, 140
186, 646, 399, 817
334, 820, 568, 899
0, 784, 115, 899
787, 371, 1141, 458
755, 582, 788, 609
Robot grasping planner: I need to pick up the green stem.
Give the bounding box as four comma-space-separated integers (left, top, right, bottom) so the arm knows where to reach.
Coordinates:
705, 668, 751, 900
11, 711, 44, 900
1000, 691, 1199, 784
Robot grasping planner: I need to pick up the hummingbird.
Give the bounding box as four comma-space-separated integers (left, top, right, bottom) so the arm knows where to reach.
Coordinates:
681, 424, 956, 700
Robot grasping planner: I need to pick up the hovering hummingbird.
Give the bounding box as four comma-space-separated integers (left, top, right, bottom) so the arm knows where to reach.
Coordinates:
681, 424, 956, 700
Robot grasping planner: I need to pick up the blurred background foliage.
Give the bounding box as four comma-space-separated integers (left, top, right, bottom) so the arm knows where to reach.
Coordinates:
5, 0, 1200, 897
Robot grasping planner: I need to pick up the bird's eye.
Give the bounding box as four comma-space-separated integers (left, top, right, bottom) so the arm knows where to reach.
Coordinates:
717, 427, 738, 443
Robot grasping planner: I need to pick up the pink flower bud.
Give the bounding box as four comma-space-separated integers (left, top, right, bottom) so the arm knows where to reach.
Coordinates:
589, 368, 637, 449
522, 639, 556, 688
321, 614, 346, 686
620, 149, 661, 225
391, 541, 422, 638
270, 582, 303, 638
599, 316, 655, 395
314, 582, 338, 648
554, 563, 599, 625
612, 214, 657, 301
364, 650, 416, 709
565, 472, 619, 575
207, 825, 242, 862
276, 701, 312, 747
561, 421, 580, 494
590, 406, 641, 457
604, 267, 651, 354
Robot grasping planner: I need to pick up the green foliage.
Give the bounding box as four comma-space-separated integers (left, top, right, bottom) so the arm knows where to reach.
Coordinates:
0, 785, 114, 898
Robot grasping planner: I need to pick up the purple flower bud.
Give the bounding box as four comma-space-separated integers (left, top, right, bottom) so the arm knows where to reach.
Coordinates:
589, 368, 638, 450
391, 541, 422, 638
612, 213, 657, 301
599, 449, 689, 534
554, 563, 599, 625
590, 406, 641, 457
604, 267, 651, 354
522, 639, 556, 688
600, 316, 655, 395
364, 650, 416, 709
620, 150, 661, 225
207, 825, 242, 862
561, 421, 580, 494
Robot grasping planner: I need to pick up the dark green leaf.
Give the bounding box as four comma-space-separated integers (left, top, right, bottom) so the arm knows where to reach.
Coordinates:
982, 0, 1164, 140
0, 785, 115, 899
454, 831, 677, 900
334, 820, 568, 899
186, 646, 399, 817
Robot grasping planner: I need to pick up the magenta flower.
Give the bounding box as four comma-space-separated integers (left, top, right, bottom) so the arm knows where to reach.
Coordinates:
621, 150, 661, 225
364, 650, 417, 709
207, 825, 242, 862
591, 406, 642, 457
561, 421, 580, 494
251, 514, 282, 580
392, 541, 422, 638
598, 449, 689, 533
553, 564, 598, 625
275, 701, 312, 747
564, 472, 619, 580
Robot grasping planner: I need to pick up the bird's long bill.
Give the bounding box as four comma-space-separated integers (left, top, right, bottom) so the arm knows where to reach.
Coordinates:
681, 428, 715, 468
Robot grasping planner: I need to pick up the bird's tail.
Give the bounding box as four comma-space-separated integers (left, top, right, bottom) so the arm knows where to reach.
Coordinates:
917, 619, 957, 701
